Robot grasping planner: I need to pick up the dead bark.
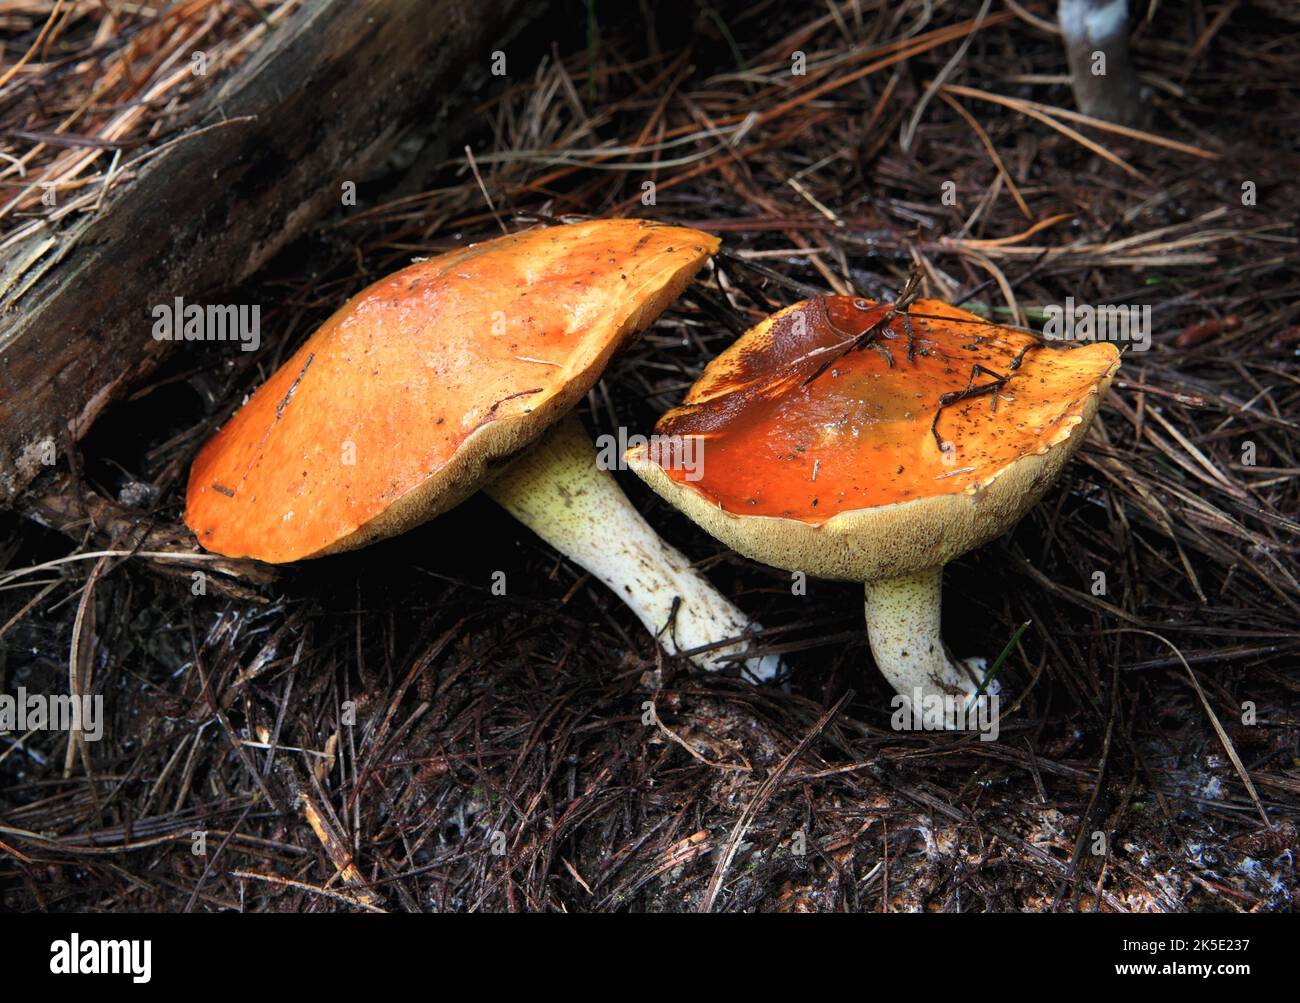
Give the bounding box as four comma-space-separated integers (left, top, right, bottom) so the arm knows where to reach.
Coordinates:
0, 0, 531, 504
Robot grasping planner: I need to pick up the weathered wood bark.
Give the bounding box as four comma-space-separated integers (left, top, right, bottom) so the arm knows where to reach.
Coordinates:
0, 0, 531, 503
27, 479, 276, 601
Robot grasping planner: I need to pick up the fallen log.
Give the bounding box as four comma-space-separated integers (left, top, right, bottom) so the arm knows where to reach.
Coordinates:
0, 0, 530, 503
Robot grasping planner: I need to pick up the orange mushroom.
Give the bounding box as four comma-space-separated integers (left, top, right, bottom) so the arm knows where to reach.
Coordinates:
186, 219, 779, 680
627, 294, 1120, 716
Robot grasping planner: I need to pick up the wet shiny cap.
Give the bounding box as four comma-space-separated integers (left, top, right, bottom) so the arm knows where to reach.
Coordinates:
627, 296, 1119, 581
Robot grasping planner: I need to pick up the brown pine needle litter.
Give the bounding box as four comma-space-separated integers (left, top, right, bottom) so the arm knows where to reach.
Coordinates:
2, 1, 1298, 913
0, 0, 299, 251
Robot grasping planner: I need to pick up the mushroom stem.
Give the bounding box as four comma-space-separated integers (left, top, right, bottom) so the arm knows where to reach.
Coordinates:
485, 413, 781, 681
1058, 0, 1142, 125
863, 568, 999, 726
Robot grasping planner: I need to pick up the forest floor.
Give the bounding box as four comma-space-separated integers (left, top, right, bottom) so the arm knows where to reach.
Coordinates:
1, 0, 1297, 912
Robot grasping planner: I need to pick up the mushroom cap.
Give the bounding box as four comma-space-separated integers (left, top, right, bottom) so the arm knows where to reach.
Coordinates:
186, 219, 720, 562
626, 296, 1120, 582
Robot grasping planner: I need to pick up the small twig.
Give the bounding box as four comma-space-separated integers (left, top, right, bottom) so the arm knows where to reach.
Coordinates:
464, 144, 508, 236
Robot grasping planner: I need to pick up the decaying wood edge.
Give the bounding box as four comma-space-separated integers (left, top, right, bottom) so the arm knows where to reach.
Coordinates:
26, 478, 277, 602
0, 0, 533, 504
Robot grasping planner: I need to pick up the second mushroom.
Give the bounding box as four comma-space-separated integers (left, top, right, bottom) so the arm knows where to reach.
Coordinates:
627, 294, 1119, 718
